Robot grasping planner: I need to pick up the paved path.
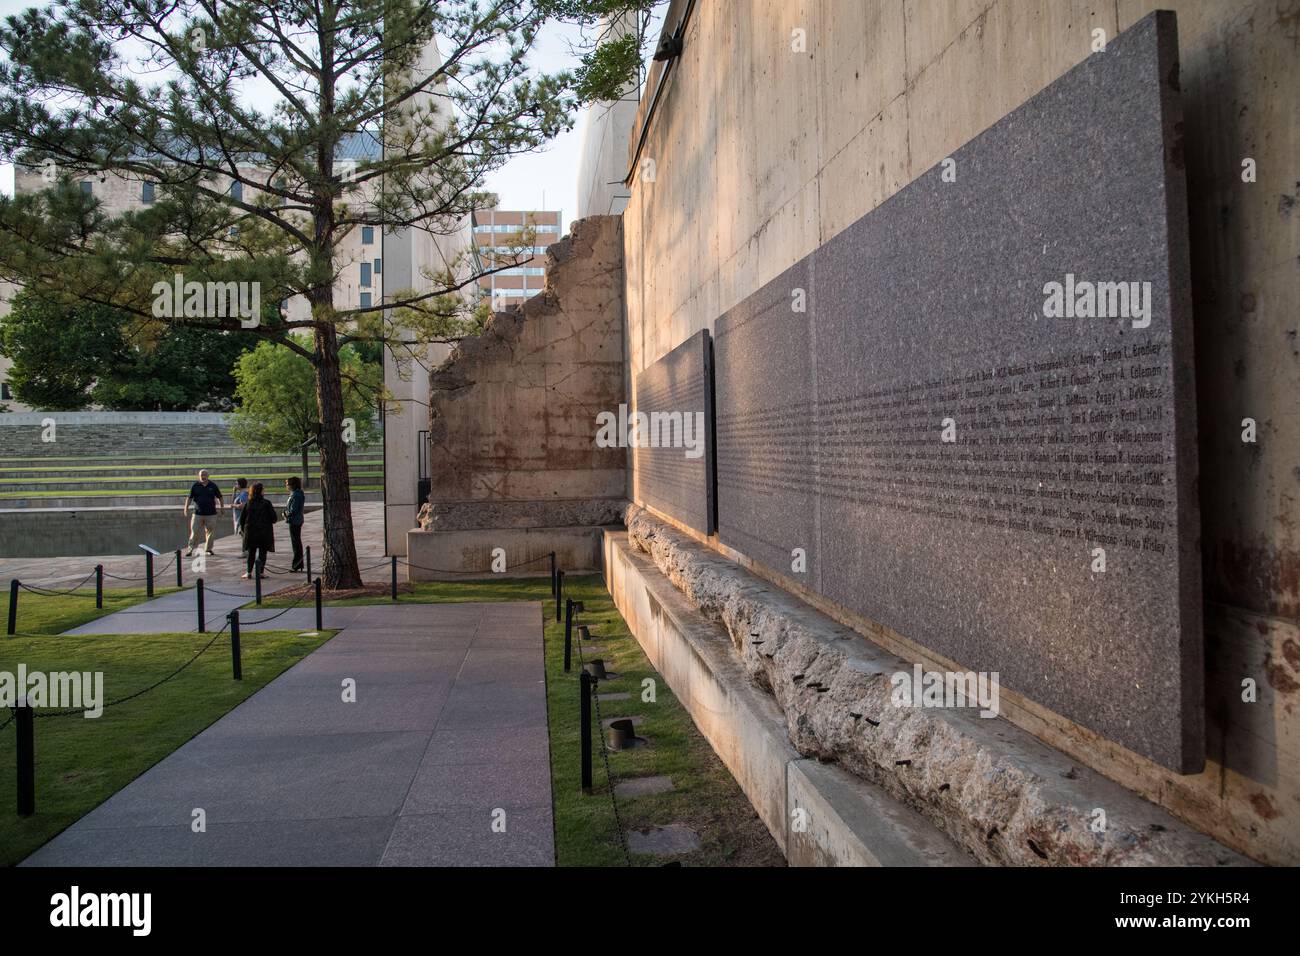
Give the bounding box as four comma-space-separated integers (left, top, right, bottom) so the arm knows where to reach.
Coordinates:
0, 501, 389, 588
24, 600, 555, 867
60, 578, 340, 635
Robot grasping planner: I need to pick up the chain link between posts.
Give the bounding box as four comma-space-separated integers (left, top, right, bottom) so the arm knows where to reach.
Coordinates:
3, 620, 233, 726
575, 620, 631, 865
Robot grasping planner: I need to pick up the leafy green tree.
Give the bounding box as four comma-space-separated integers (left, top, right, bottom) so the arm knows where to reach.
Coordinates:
0, 290, 121, 409
0, 0, 657, 587
230, 341, 381, 454
0, 289, 253, 409
92, 324, 251, 411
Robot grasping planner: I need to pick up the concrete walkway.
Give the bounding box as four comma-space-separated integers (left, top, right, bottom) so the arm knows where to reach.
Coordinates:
24, 600, 555, 867
60, 578, 339, 635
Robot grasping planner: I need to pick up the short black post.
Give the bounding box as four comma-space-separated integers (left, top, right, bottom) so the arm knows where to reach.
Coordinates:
145, 551, 154, 598
314, 577, 323, 631
174, 549, 183, 588
555, 569, 564, 622
16, 701, 35, 816
7, 579, 17, 636
550, 551, 557, 597
95, 565, 103, 610
254, 567, 263, 605
196, 578, 206, 633
228, 610, 242, 680
564, 598, 574, 673
305, 546, 312, 584
579, 672, 593, 793
390, 555, 398, 601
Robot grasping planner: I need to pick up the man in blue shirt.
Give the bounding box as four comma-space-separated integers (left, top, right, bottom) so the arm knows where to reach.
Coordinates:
184, 469, 224, 556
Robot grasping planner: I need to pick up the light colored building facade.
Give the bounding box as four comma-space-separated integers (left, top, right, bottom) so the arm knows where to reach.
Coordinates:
470, 208, 563, 310
574, 13, 642, 219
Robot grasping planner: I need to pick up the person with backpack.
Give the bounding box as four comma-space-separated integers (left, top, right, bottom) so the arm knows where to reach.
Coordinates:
283, 476, 306, 572
240, 482, 279, 580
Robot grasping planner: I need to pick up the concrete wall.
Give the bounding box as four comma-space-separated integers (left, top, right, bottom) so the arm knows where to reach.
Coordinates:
421, 215, 628, 523
0, 411, 235, 457
574, 15, 642, 220
621, 0, 1299, 863
0, 506, 237, 558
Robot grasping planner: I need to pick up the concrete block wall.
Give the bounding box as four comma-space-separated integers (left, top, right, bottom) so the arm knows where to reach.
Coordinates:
422, 215, 628, 525
0, 412, 235, 457
621, 0, 1300, 863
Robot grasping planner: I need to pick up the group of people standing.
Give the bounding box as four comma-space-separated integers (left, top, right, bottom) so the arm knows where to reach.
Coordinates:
183, 470, 307, 578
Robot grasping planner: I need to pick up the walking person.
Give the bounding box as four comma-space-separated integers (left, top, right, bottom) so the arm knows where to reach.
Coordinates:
240, 482, 279, 580
184, 469, 223, 556
284, 476, 306, 572
231, 478, 250, 554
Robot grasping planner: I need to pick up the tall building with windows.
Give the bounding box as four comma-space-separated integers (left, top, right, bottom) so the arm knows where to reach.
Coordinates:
470, 209, 563, 309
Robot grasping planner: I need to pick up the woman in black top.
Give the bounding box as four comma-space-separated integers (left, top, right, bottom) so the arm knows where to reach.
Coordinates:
240, 482, 279, 580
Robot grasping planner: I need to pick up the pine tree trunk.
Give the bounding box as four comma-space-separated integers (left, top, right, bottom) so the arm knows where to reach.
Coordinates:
313, 322, 363, 589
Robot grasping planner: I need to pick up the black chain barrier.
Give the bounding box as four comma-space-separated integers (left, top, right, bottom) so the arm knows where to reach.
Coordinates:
16, 569, 99, 597
3, 620, 234, 726
101, 552, 177, 582
574, 621, 632, 865
237, 589, 312, 626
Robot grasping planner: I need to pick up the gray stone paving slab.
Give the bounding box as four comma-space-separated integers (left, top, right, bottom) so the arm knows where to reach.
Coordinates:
614, 775, 675, 798
24, 600, 553, 867
379, 808, 554, 867
401, 758, 552, 814
22, 816, 397, 868
422, 726, 551, 766
627, 824, 701, 856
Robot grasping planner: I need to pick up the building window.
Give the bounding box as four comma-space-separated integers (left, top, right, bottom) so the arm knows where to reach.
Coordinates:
359, 292, 372, 309
360, 262, 371, 288
80, 181, 92, 196
0, 383, 10, 401
141, 182, 155, 204
373, 258, 382, 275
361, 226, 374, 245
230, 180, 243, 202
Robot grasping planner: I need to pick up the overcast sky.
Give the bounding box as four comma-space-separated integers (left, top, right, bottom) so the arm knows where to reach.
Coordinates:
0, 1, 656, 226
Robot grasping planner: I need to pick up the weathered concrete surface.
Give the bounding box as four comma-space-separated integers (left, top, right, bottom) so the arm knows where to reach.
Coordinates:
423, 215, 626, 513
407, 525, 600, 580
418, 497, 625, 532
623, 505, 1251, 867
605, 526, 975, 866
622, 0, 1300, 865
419, 215, 627, 569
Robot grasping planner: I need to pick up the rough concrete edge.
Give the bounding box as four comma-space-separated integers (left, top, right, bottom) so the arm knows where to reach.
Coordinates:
624, 504, 1253, 867
605, 529, 977, 866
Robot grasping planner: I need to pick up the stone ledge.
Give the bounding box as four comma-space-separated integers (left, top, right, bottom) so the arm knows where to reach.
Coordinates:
407, 525, 601, 580
604, 528, 974, 866
623, 504, 1251, 867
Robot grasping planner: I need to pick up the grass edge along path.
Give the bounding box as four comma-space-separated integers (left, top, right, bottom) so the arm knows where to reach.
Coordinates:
0, 626, 334, 865
275, 574, 784, 867
5, 586, 181, 637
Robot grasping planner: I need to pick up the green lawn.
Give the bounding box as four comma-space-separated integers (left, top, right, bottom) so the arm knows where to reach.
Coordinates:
273, 574, 784, 867
0, 627, 333, 865
6, 587, 180, 637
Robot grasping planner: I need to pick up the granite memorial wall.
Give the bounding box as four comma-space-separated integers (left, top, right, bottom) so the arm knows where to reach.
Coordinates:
634, 13, 1201, 773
